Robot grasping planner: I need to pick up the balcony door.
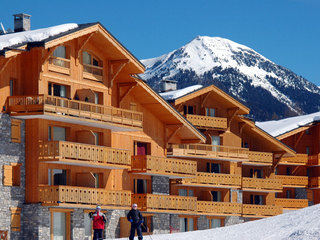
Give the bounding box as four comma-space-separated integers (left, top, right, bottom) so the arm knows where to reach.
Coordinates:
134, 179, 148, 194
250, 194, 263, 205
250, 169, 263, 178
179, 217, 195, 232
48, 126, 66, 141
135, 142, 150, 156
211, 191, 222, 202
49, 169, 67, 186
207, 163, 221, 173
206, 108, 215, 117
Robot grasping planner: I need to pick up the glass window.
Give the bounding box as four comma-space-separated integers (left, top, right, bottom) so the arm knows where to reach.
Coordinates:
52, 212, 66, 240
211, 136, 220, 146
206, 108, 215, 117
178, 189, 188, 196
208, 218, 221, 229
134, 179, 147, 194
53, 46, 66, 59
49, 126, 66, 141
188, 218, 194, 231
306, 147, 310, 155
286, 190, 291, 198
179, 218, 186, 232
211, 191, 221, 202
83, 51, 92, 65
188, 190, 194, 197
49, 169, 67, 186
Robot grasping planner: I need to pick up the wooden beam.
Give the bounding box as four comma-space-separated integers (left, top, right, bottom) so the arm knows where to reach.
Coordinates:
294, 131, 305, 149
76, 32, 96, 65
108, 59, 129, 88
117, 82, 137, 107
0, 57, 14, 75
167, 126, 182, 143
273, 152, 285, 169
238, 122, 246, 134
227, 107, 239, 129
39, 47, 57, 80
201, 92, 212, 108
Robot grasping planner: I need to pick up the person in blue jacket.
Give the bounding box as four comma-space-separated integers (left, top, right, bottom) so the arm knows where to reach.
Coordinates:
127, 203, 143, 240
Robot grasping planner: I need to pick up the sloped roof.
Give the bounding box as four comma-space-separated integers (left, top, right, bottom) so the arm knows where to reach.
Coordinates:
256, 111, 320, 138
160, 85, 203, 101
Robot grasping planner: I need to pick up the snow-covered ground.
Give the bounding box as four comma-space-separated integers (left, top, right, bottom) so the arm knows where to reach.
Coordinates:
107, 204, 320, 240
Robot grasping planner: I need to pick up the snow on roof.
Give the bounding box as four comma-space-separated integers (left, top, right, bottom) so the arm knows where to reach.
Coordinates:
256, 111, 320, 137
159, 85, 203, 101
113, 204, 320, 240
0, 23, 78, 51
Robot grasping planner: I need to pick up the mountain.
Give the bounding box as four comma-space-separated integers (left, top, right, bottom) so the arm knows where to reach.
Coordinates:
141, 36, 320, 121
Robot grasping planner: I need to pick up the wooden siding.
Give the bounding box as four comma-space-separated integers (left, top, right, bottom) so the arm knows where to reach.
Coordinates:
131, 155, 197, 178
168, 143, 248, 161
39, 140, 131, 168
39, 185, 131, 208
185, 114, 227, 129
242, 204, 282, 218
242, 177, 283, 192
309, 177, 320, 188
6, 95, 143, 130
275, 175, 308, 188
308, 154, 320, 166
132, 194, 197, 213
275, 198, 308, 209
197, 201, 242, 216
279, 154, 308, 165
176, 172, 241, 189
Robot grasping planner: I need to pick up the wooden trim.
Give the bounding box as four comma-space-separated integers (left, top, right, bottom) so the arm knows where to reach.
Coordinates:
11, 119, 22, 143
277, 126, 309, 140
108, 59, 129, 88
10, 207, 21, 232
118, 82, 137, 106
0, 57, 14, 74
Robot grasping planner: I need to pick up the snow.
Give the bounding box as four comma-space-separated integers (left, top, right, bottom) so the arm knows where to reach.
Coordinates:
159, 85, 203, 101
256, 111, 320, 137
0, 23, 78, 51
107, 204, 320, 240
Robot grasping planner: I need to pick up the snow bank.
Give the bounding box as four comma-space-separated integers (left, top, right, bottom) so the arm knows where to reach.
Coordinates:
0, 23, 78, 51
108, 204, 320, 240
257, 111, 320, 137
160, 85, 203, 101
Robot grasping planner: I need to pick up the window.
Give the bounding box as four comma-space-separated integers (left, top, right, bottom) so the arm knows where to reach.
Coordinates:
134, 179, 147, 194
48, 83, 68, 98
11, 119, 21, 143
3, 164, 21, 186
206, 108, 215, 117
134, 142, 151, 156
179, 217, 195, 232
305, 129, 310, 135
286, 167, 291, 176
183, 105, 195, 115
250, 169, 262, 178
82, 51, 103, 76
50, 46, 70, 68
286, 190, 291, 198
84, 211, 93, 240
48, 169, 67, 186
50, 210, 71, 240
207, 163, 221, 173
178, 189, 194, 197
306, 147, 310, 155
250, 195, 263, 205
141, 216, 153, 233
10, 79, 16, 96
10, 208, 21, 232
211, 191, 221, 202
48, 126, 66, 141
207, 218, 222, 229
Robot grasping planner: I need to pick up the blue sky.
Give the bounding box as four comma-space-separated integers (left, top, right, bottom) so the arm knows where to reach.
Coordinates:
1, 0, 319, 85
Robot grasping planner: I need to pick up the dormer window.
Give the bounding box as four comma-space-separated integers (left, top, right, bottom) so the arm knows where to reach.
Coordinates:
49, 46, 70, 68
82, 51, 103, 77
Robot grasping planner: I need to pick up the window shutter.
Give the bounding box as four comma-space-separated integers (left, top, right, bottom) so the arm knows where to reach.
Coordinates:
11, 119, 21, 143
3, 165, 13, 186
10, 208, 21, 232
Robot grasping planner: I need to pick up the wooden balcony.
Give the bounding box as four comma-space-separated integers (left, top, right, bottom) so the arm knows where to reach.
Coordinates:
197, 201, 242, 216
275, 198, 308, 209
175, 172, 241, 189
168, 143, 249, 162
243, 151, 273, 166
39, 185, 131, 209
48, 56, 71, 75
39, 141, 131, 169
242, 177, 283, 192
131, 155, 196, 178
242, 204, 282, 218
275, 175, 308, 188
308, 154, 320, 166
279, 154, 308, 165
185, 114, 227, 129
309, 177, 320, 188
83, 64, 103, 82
5, 95, 143, 131
132, 194, 197, 214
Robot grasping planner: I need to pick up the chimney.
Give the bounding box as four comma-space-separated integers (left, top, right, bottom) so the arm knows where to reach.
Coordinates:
13, 13, 31, 32
160, 79, 177, 92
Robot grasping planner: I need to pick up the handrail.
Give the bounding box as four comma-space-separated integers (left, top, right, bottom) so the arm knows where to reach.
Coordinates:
275, 198, 308, 209
197, 201, 242, 215
246, 151, 273, 165
242, 177, 282, 191
242, 204, 282, 216
49, 56, 71, 68
183, 172, 241, 187
185, 114, 227, 129
275, 175, 308, 186
279, 154, 308, 165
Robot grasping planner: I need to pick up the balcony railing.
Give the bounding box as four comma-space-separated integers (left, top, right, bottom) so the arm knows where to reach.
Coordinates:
39, 141, 131, 168
131, 155, 196, 178
275, 175, 308, 188
197, 201, 242, 216
132, 194, 197, 213
242, 204, 282, 218
168, 143, 249, 161
48, 56, 71, 75
309, 177, 320, 188
242, 177, 283, 192
279, 154, 308, 165
39, 185, 131, 208
308, 154, 320, 166
185, 114, 227, 129
176, 172, 241, 188
275, 198, 308, 209
243, 151, 273, 166
5, 95, 143, 130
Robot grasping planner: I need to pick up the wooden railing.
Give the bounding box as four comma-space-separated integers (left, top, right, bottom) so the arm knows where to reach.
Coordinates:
39, 186, 131, 207
83, 64, 103, 81
0, 231, 8, 240
39, 141, 131, 167
185, 114, 227, 129
168, 143, 249, 161
279, 154, 308, 165
242, 177, 283, 192
275, 175, 308, 187
245, 151, 273, 165
197, 201, 242, 215
132, 194, 197, 213
49, 56, 71, 68
179, 172, 241, 188
308, 154, 320, 166
309, 177, 320, 188
5, 95, 143, 129
275, 198, 308, 209
131, 155, 196, 177
242, 204, 282, 217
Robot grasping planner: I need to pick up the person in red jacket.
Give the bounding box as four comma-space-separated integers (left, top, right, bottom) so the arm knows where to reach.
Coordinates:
89, 205, 107, 240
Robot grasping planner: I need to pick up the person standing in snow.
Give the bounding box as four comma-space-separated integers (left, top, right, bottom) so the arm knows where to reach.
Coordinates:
127, 203, 144, 240
89, 205, 107, 240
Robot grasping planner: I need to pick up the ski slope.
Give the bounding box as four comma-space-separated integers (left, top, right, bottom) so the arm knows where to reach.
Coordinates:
108, 204, 320, 240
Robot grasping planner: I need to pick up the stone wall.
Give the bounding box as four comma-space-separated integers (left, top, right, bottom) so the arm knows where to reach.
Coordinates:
151, 176, 169, 194
0, 114, 25, 240
153, 213, 170, 234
